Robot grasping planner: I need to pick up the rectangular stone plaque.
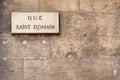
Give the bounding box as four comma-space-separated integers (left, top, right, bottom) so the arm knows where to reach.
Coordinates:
11, 12, 59, 34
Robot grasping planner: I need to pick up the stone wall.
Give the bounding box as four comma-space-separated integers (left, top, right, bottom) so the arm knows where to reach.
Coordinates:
0, 0, 120, 80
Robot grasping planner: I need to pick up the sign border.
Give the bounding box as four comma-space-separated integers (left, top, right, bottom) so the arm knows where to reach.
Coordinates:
11, 12, 60, 34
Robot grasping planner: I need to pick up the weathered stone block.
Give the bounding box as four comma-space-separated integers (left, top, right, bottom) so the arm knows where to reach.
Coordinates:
0, 69, 9, 80
0, 36, 23, 59
21, 36, 50, 59
99, 37, 114, 58
24, 60, 50, 80
93, 0, 115, 13
79, 13, 116, 37
0, 35, 50, 59
49, 59, 80, 80
39, 0, 79, 11
80, 59, 116, 80
50, 37, 80, 59
50, 35, 99, 59
99, 37, 120, 58
80, 0, 119, 13
79, 13, 99, 37
24, 59, 80, 80
0, 0, 39, 12
80, 36, 99, 58
95, 13, 116, 37
80, 0, 94, 12
0, 60, 22, 80
59, 12, 80, 39
109, 14, 120, 36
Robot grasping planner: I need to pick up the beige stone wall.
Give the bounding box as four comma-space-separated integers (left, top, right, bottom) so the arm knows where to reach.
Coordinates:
0, 0, 120, 80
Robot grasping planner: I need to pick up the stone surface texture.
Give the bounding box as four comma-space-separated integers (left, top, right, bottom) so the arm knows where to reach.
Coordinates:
0, 0, 120, 80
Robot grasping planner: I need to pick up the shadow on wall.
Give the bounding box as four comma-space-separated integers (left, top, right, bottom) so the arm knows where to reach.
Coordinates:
0, 0, 9, 79
0, 0, 6, 10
